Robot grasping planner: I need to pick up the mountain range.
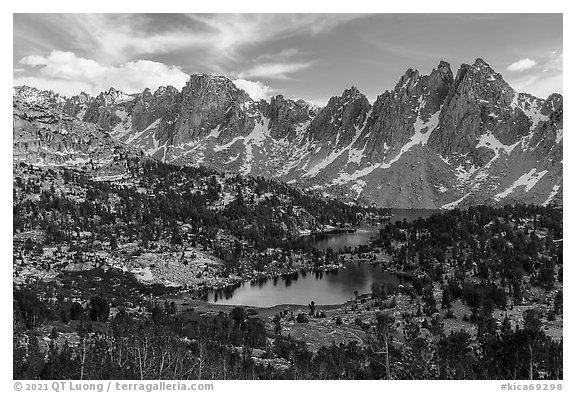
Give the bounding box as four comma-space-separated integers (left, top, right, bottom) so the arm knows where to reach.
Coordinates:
13, 58, 563, 209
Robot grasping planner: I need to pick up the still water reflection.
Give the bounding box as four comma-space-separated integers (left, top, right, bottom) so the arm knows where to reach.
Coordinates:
206, 209, 439, 307
208, 263, 397, 307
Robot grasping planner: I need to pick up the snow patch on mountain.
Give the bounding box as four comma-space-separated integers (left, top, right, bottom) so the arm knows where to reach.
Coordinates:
442, 193, 471, 209
543, 184, 561, 206
556, 129, 563, 144
306, 148, 344, 177
111, 116, 133, 140
333, 109, 441, 184
493, 168, 548, 201
476, 132, 519, 155
112, 91, 135, 104
521, 98, 549, 131
381, 109, 440, 170
126, 119, 161, 145
351, 180, 367, 196
454, 164, 479, 182
207, 125, 222, 139
305, 114, 369, 178
115, 110, 128, 121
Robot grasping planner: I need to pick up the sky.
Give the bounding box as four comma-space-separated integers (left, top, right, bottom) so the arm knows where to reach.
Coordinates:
13, 14, 563, 106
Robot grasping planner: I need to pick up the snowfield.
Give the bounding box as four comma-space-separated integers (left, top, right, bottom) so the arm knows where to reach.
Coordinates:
493, 169, 548, 201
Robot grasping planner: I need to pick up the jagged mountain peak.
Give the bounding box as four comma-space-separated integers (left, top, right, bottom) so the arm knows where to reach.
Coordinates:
467, 58, 502, 79
107, 86, 121, 94
259, 94, 315, 141
188, 73, 243, 92
13, 85, 67, 108
271, 94, 287, 102
437, 60, 451, 70
448, 58, 514, 109
95, 87, 135, 105
463, 58, 506, 84
306, 86, 370, 147
326, 86, 369, 107
342, 85, 362, 97
432, 61, 454, 82
12, 56, 563, 209
76, 91, 92, 100
269, 94, 313, 113
190, 72, 230, 80
544, 93, 563, 110
182, 73, 252, 106
153, 85, 179, 97
394, 68, 421, 92
403, 67, 419, 77
473, 57, 490, 68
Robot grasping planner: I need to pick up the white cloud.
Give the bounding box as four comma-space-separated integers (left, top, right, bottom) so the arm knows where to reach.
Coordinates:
29, 14, 363, 67
235, 47, 313, 80
232, 79, 274, 101
184, 14, 362, 61
14, 51, 189, 97
542, 52, 563, 72
237, 62, 314, 80
506, 58, 538, 72
20, 51, 108, 80
506, 52, 562, 98
255, 48, 300, 62
508, 74, 562, 99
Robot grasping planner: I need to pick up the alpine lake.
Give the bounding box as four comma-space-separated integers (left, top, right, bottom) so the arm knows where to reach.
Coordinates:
206, 209, 439, 307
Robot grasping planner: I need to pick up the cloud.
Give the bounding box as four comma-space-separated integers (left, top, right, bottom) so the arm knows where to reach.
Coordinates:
508, 74, 562, 99
255, 48, 300, 62
506, 52, 562, 98
14, 50, 189, 97
542, 52, 563, 73
15, 14, 364, 68
232, 79, 275, 101
506, 58, 538, 72
184, 14, 363, 60
234, 47, 314, 80
237, 62, 314, 80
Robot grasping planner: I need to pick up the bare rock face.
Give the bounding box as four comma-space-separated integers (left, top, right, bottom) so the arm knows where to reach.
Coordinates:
357, 62, 454, 164
172, 74, 256, 145
307, 87, 370, 148
62, 92, 92, 120
13, 100, 139, 178
129, 86, 181, 140
81, 88, 138, 132
13, 86, 66, 111
13, 57, 563, 209
428, 59, 528, 166
262, 95, 316, 140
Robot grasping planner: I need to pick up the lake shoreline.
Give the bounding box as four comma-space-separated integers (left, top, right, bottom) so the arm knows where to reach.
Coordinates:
191, 209, 439, 308
176, 293, 363, 320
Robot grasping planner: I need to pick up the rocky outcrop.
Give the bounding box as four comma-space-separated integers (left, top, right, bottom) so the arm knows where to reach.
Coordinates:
307, 87, 370, 148
62, 92, 92, 120
428, 59, 527, 166
262, 95, 316, 140
13, 86, 66, 111
13, 99, 141, 178
357, 61, 454, 165
81, 88, 137, 131
172, 74, 257, 145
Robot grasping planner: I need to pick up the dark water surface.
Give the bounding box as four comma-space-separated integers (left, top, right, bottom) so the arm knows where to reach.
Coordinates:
208, 263, 397, 307
308, 209, 440, 252
206, 209, 439, 307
